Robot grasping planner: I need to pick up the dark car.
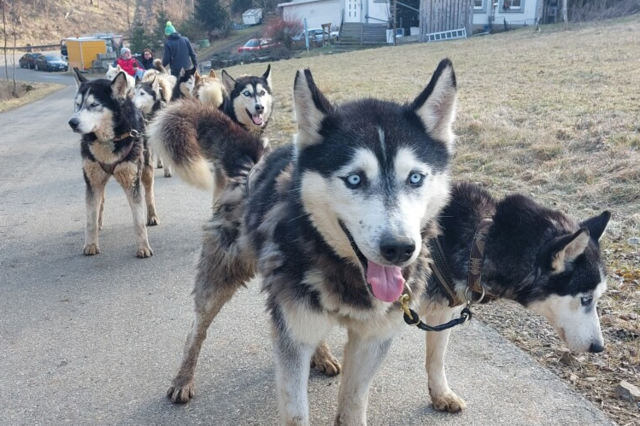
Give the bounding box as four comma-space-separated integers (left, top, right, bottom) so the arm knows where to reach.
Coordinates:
34, 54, 68, 72
18, 53, 44, 69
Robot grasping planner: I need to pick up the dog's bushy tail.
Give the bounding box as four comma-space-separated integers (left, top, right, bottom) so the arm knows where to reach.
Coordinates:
153, 59, 167, 74
148, 99, 267, 190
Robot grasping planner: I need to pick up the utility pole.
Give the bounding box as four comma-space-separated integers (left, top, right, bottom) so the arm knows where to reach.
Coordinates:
392, 0, 397, 46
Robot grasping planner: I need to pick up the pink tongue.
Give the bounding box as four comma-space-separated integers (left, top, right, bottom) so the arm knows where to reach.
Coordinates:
252, 114, 264, 125
366, 261, 405, 303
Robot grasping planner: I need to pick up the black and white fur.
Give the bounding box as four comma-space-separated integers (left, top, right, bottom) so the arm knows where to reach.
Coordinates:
220, 65, 273, 136
149, 65, 273, 202
69, 68, 157, 258
170, 67, 197, 101
419, 182, 611, 412
133, 70, 176, 178
164, 59, 458, 426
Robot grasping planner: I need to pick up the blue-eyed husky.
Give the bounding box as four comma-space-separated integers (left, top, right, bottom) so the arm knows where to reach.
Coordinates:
69, 69, 157, 258
160, 59, 458, 425
418, 182, 611, 412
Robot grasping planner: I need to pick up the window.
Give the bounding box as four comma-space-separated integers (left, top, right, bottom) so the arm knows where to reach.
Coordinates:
474, 0, 486, 11
503, 0, 523, 11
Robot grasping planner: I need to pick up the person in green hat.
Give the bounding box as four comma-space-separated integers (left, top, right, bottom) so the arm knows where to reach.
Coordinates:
162, 21, 198, 78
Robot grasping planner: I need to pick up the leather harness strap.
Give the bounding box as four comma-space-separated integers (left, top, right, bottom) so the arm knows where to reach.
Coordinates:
429, 218, 495, 307
97, 130, 139, 174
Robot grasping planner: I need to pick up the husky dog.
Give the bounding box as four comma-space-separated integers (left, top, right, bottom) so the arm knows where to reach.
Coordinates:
149, 65, 273, 201
133, 68, 177, 178
219, 65, 273, 135
68, 68, 157, 258
419, 182, 611, 412
194, 69, 225, 108
170, 67, 197, 101
106, 63, 135, 92
164, 59, 457, 426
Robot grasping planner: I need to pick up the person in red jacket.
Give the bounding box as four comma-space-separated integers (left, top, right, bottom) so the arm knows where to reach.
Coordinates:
115, 47, 144, 80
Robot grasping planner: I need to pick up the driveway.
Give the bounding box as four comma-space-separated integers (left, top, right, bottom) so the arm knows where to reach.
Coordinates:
0, 83, 614, 425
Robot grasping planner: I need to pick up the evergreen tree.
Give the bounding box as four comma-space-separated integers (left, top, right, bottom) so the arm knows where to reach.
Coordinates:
150, 9, 170, 52
129, 19, 148, 54
195, 0, 230, 31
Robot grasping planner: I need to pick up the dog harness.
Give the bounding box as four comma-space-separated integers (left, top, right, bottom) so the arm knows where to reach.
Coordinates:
428, 218, 496, 307
397, 218, 495, 332
97, 130, 140, 174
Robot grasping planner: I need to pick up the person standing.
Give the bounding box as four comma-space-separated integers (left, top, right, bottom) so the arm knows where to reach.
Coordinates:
162, 21, 197, 78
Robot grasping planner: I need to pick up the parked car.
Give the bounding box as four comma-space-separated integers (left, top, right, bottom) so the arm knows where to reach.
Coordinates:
34, 54, 68, 72
237, 38, 280, 53
292, 28, 340, 45
18, 53, 44, 69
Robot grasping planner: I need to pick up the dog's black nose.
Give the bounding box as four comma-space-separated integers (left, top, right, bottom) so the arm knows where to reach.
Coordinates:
588, 342, 604, 353
255, 104, 264, 113
380, 238, 415, 264
68, 118, 79, 129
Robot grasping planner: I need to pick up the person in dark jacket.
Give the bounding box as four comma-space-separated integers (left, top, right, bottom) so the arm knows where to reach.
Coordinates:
140, 48, 155, 71
162, 21, 197, 78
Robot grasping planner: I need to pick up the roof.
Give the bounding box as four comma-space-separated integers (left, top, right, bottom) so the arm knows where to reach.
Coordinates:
242, 8, 263, 16
277, 0, 338, 8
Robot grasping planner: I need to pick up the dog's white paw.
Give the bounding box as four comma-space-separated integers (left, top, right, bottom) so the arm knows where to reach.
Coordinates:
147, 215, 160, 226
136, 246, 153, 258
167, 382, 194, 404
431, 391, 466, 413
164, 169, 172, 178
83, 244, 100, 256
157, 159, 164, 169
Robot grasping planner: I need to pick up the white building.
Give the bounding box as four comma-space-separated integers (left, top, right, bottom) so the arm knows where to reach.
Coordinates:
277, 0, 390, 30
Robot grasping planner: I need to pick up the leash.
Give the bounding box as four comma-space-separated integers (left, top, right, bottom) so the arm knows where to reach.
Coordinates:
399, 292, 472, 332
399, 218, 494, 332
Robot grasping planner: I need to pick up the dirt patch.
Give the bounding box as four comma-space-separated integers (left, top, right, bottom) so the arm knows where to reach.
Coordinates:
231, 15, 640, 425
0, 80, 65, 113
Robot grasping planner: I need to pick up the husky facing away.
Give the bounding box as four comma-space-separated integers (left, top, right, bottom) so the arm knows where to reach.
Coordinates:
149, 65, 273, 201
161, 59, 458, 425
418, 182, 611, 412
68, 69, 157, 258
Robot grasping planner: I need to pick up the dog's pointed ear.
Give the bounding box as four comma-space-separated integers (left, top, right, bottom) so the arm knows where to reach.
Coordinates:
262, 64, 272, 88
581, 211, 611, 242
135, 74, 141, 85
549, 228, 590, 273
111, 71, 129, 101
208, 69, 217, 79
410, 58, 457, 153
293, 68, 332, 148
221, 70, 236, 94
73, 67, 87, 87
187, 67, 196, 77
179, 67, 186, 77
151, 75, 159, 92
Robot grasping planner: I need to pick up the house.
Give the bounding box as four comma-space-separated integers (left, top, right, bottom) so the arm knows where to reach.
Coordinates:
276, 0, 390, 31
470, 0, 542, 31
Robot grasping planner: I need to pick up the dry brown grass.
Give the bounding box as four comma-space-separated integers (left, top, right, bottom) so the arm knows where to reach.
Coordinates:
0, 80, 65, 113
231, 15, 640, 425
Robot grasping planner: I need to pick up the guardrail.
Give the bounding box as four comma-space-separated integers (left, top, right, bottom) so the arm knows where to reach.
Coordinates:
2, 44, 60, 52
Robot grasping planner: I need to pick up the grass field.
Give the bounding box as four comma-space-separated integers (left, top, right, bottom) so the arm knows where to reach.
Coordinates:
0, 81, 65, 113
227, 15, 640, 424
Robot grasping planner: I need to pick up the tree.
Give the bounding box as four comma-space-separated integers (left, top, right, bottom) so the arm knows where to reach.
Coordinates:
194, 0, 230, 32
129, 19, 149, 54
231, 0, 253, 14
149, 9, 170, 53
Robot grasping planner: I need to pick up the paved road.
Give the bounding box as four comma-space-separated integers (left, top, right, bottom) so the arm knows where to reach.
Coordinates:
0, 85, 615, 425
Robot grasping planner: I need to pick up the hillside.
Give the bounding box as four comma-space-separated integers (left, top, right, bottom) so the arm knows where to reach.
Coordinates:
2, 0, 191, 47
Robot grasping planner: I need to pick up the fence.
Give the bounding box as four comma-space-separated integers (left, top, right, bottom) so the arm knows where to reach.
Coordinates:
419, 0, 473, 41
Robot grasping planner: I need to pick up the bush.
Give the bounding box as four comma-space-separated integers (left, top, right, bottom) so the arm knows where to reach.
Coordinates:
263, 17, 303, 49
